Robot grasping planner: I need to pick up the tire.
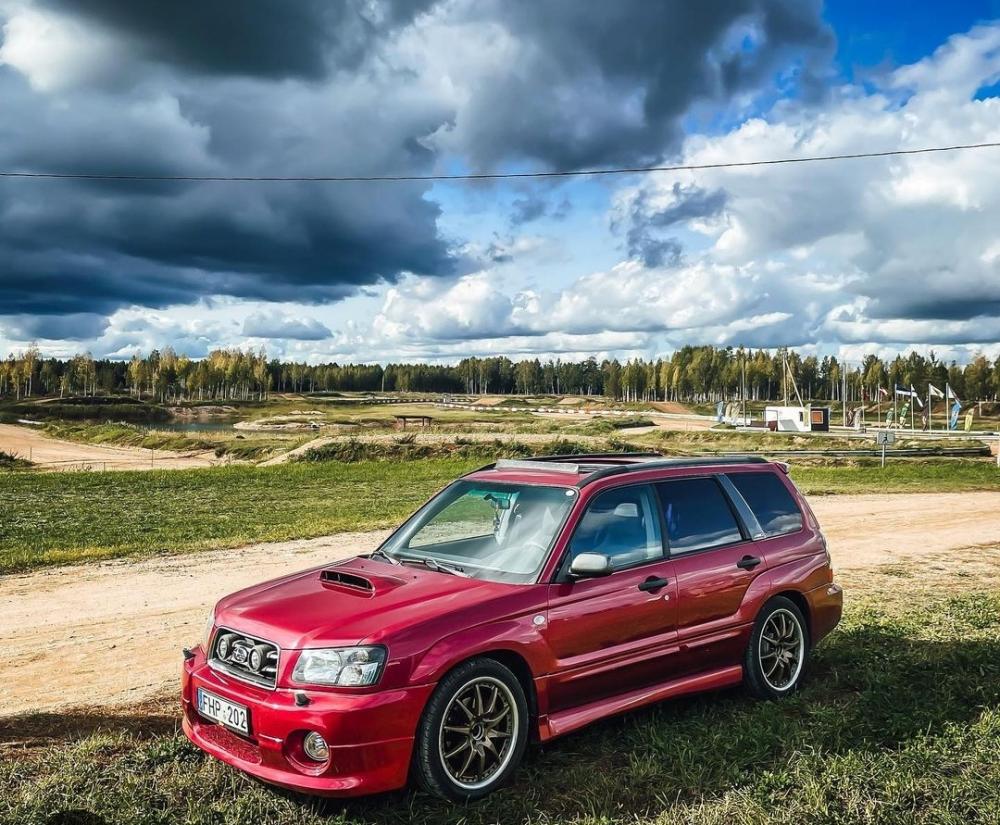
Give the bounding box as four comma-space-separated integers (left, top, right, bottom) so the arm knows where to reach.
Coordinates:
743, 596, 810, 699
413, 657, 529, 801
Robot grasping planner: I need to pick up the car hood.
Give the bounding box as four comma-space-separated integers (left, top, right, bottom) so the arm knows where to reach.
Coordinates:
213, 556, 514, 650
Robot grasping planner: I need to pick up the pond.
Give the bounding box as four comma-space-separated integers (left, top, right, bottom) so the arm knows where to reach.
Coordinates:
148, 420, 239, 433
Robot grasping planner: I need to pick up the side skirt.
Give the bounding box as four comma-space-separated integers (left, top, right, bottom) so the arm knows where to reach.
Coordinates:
537, 664, 743, 741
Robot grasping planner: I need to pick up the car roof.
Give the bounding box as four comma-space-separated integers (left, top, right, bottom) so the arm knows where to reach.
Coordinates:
464, 452, 779, 488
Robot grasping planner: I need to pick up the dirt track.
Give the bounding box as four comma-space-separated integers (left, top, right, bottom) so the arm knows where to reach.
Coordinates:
0, 423, 217, 471
3, 491, 1000, 719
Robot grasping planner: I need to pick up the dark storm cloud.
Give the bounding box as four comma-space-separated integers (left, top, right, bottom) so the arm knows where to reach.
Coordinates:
2, 313, 110, 341
242, 314, 332, 341
620, 184, 728, 267
39, 0, 435, 80
447, 0, 834, 168
0, 0, 834, 341
509, 194, 547, 227
508, 194, 572, 226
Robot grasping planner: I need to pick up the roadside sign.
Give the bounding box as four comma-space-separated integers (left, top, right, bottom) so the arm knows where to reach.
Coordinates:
875, 430, 894, 468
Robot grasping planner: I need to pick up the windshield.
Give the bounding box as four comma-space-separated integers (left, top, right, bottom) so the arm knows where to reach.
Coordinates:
379, 481, 576, 583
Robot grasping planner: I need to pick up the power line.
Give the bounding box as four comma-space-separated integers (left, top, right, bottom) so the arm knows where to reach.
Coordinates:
0, 141, 998, 183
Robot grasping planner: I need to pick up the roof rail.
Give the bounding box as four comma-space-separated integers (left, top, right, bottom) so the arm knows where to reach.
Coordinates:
577, 454, 770, 486
492, 459, 583, 475
470, 452, 771, 484
470, 451, 662, 476
513, 451, 663, 464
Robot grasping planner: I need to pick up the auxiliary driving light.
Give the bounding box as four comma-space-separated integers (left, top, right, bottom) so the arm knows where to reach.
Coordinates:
302, 731, 330, 762
217, 633, 233, 659
249, 644, 268, 672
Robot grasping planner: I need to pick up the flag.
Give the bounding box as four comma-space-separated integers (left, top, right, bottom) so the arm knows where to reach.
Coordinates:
950, 401, 962, 430
946, 383, 961, 405
910, 385, 923, 408
928, 383, 944, 398
894, 384, 910, 397
877, 386, 889, 399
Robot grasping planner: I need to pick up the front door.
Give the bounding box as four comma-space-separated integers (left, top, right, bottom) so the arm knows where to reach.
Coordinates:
544, 484, 678, 712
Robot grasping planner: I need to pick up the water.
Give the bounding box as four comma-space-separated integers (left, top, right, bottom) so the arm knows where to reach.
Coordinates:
148, 420, 238, 433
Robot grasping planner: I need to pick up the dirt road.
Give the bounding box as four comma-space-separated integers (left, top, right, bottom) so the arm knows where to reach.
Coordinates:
0, 423, 217, 471
3, 491, 1000, 719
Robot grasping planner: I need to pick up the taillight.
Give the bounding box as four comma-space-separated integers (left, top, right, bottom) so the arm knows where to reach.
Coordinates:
819, 530, 833, 578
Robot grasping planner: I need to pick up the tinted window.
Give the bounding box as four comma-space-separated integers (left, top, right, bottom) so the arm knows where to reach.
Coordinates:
656, 478, 743, 554
726, 472, 803, 537
569, 485, 662, 569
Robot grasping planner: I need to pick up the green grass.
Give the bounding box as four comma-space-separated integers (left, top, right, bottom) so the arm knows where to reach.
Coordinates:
3, 457, 1000, 574
790, 459, 1000, 495
0, 459, 482, 574
3, 588, 999, 825
0, 449, 32, 470
41, 420, 306, 461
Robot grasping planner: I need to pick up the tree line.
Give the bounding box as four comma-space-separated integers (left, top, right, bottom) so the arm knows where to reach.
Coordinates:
2, 345, 1000, 404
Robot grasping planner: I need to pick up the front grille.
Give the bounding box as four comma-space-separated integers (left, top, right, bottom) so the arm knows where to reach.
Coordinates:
209, 627, 280, 688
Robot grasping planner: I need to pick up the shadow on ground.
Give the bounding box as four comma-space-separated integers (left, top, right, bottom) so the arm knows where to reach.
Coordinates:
7, 612, 998, 825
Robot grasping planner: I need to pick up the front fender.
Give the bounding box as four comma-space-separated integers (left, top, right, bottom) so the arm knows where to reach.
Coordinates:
409, 615, 551, 686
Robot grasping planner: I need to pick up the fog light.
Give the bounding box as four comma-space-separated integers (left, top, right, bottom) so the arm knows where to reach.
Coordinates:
302, 731, 329, 762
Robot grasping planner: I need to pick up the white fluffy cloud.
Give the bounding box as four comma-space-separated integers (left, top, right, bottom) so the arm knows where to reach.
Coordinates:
3, 17, 1000, 366
367, 23, 1000, 359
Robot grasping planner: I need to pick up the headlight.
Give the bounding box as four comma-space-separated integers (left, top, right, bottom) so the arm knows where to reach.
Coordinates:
201, 607, 216, 651
292, 646, 387, 687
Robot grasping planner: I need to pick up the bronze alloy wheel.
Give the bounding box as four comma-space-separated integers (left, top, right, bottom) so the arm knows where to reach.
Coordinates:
438, 676, 519, 791
758, 607, 805, 691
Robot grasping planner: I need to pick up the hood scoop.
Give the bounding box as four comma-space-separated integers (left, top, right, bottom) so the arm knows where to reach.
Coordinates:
319, 569, 375, 593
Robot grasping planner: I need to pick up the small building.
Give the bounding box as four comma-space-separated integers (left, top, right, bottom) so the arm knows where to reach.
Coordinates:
764, 405, 810, 433
809, 406, 831, 432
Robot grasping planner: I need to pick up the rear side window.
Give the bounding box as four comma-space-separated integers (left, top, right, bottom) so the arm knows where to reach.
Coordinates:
655, 478, 743, 554
726, 472, 803, 537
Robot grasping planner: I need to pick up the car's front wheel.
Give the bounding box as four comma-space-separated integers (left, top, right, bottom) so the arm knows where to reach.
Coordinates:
743, 596, 809, 699
413, 657, 529, 801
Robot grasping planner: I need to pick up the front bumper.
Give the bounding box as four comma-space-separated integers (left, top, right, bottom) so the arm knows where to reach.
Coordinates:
181, 648, 433, 797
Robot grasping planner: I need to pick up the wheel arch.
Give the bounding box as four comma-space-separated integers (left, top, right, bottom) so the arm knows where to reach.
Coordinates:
770, 589, 812, 644
477, 649, 539, 731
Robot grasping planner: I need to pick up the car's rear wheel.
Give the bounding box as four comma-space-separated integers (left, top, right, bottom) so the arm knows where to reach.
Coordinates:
413, 657, 529, 801
743, 596, 809, 699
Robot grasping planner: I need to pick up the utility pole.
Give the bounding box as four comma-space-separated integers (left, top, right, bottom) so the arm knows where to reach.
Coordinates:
842, 366, 847, 427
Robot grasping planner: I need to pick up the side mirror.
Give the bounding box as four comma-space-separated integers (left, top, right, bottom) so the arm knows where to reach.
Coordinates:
569, 552, 613, 579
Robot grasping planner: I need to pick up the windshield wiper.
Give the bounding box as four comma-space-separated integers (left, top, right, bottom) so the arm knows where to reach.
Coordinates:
368, 548, 401, 565
398, 556, 470, 577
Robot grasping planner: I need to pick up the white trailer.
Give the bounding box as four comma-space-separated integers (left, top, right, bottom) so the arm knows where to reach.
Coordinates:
764, 405, 810, 433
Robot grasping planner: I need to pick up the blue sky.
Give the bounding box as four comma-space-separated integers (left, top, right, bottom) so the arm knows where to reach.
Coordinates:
0, 0, 999, 365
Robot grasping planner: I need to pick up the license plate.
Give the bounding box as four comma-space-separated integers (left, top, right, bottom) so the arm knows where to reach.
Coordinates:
197, 688, 250, 735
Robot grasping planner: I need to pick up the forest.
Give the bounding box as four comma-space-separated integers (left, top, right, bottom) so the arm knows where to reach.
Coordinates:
2, 345, 999, 404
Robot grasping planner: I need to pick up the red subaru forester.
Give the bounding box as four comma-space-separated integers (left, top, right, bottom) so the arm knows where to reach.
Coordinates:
182, 454, 842, 800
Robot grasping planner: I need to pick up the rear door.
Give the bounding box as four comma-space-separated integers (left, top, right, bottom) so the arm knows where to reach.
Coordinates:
654, 475, 764, 673
544, 484, 678, 712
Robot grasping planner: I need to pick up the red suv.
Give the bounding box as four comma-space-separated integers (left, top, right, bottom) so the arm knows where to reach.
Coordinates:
182, 454, 842, 800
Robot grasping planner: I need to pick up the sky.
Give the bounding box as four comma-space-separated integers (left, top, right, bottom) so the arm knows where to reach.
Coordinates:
1, 0, 1000, 366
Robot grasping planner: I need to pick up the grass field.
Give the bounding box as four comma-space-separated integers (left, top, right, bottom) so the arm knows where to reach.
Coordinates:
4, 562, 999, 825
0, 458, 483, 574
3, 456, 1000, 574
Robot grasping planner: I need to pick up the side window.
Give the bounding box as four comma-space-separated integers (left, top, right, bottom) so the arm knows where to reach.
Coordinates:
726, 472, 804, 537
569, 485, 662, 569
655, 477, 743, 554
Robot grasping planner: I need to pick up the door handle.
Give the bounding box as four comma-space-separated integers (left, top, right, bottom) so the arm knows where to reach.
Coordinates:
737, 555, 762, 570
638, 576, 669, 592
